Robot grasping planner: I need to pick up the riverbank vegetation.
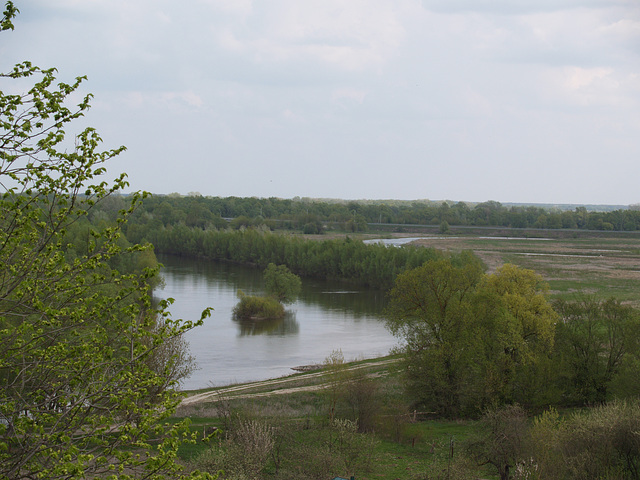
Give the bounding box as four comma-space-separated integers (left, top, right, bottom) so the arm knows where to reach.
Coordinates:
132, 226, 440, 289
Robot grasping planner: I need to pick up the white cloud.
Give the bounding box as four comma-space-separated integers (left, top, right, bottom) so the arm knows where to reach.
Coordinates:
209, 0, 409, 71
197, 0, 253, 15
564, 67, 614, 90
532, 66, 634, 108
120, 90, 204, 110
332, 88, 368, 105
281, 109, 303, 122
420, 0, 631, 15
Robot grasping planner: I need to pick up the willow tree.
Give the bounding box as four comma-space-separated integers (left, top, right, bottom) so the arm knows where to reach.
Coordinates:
386, 256, 557, 416
385, 252, 485, 416
0, 4, 212, 479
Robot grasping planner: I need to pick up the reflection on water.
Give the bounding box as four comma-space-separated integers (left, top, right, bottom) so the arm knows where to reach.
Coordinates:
233, 311, 300, 336
155, 254, 397, 389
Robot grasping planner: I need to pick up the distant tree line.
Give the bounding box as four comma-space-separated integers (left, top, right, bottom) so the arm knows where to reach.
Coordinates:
117, 194, 640, 233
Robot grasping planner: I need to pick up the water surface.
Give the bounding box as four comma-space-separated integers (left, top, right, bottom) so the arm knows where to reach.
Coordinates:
155, 255, 397, 390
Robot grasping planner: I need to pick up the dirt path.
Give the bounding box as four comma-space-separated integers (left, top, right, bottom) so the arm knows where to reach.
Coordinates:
180, 358, 399, 406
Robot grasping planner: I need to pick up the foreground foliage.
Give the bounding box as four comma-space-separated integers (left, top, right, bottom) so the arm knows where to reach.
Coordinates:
472, 401, 640, 480
0, 4, 212, 479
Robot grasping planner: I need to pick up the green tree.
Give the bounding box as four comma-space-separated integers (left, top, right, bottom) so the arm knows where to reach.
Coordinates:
263, 263, 302, 304
0, 4, 212, 479
554, 297, 640, 404
386, 258, 557, 416
385, 253, 485, 416
477, 264, 558, 407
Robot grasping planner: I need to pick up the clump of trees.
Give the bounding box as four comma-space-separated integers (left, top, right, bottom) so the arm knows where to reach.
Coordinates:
0, 4, 211, 479
233, 264, 301, 320
385, 257, 557, 416
553, 297, 640, 404
385, 256, 640, 416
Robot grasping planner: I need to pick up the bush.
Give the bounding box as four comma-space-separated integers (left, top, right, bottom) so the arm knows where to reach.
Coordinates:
194, 418, 274, 480
529, 401, 640, 479
468, 404, 529, 480
275, 419, 377, 480
345, 372, 380, 433
233, 291, 285, 320
416, 437, 479, 480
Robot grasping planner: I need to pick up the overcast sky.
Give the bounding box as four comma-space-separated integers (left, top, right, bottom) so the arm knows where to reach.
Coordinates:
2, 1, 640, 205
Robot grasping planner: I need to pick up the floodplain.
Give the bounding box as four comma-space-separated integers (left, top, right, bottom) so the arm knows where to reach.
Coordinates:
406, 232, 640, 306
346, 227, 640, 307
174, 227, 640, 479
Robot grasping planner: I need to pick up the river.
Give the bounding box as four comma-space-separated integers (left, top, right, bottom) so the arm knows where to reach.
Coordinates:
154, 254, 398, 390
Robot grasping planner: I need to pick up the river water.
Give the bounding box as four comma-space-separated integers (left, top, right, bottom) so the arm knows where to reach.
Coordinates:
154, 255, 398, 390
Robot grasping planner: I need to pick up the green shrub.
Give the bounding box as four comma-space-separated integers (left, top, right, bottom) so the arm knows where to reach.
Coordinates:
192, 418, 274, 480
233, 292, 284, 320
529, 401, 640, 479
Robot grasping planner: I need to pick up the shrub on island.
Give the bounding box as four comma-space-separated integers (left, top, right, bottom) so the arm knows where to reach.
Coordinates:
233, 290, 285, 320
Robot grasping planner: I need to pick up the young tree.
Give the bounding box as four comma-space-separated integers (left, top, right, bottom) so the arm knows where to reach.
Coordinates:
554, 297, 640, 404
263, 263, 302, 304
323, 349, 350, 422
0, 4, 212, 479
468, 404, 529, 480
